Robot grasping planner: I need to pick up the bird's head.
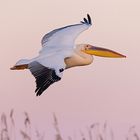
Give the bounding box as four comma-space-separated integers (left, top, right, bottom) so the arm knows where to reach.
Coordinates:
78, 44, 126, 58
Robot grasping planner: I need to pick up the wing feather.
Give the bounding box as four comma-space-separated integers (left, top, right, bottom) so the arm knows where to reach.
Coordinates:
40, 14, 92, 55
83, 18, 88, 24
28, 61, 61, 96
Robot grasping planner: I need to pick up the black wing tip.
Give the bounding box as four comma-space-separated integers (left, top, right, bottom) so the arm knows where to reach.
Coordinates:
36, 93, 40, 96
35, 83, 51, 96
35, 89, 41, 96
81, 14, 92, 25
35, 88, 43, 96
87, 14, 92, 25
35, 86, 48, 96
83, 18, 88, 24
36, 92, 41, 96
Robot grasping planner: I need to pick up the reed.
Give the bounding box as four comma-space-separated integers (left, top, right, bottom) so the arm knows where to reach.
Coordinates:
0, 110, 139, 140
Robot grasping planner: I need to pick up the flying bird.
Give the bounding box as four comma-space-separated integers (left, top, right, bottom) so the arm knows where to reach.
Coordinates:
11, 14, 126, 96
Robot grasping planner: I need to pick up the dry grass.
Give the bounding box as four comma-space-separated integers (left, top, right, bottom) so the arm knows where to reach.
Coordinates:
0, 110, 139, 140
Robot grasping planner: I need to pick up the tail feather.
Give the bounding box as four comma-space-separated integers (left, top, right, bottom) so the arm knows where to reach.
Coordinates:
10, 64, 28, 70
10, 59, 30, 70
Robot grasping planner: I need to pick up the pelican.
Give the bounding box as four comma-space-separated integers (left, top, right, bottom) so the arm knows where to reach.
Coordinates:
11, 14, 126, 96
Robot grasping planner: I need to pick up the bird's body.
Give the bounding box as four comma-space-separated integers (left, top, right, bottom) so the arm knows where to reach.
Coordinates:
11, 14, 126, 96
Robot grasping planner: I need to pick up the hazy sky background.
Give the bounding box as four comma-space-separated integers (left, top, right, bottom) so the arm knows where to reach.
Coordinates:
0, 0, 140, 139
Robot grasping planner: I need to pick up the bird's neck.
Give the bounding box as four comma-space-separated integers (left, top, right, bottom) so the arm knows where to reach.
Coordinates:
65, 48, 93, 69
75, 47, 94, 65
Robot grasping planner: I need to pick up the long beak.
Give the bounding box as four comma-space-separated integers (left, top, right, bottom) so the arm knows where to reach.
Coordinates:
83, 45, 126, 58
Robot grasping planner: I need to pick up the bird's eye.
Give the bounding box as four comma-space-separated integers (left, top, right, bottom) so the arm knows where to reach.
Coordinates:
85, 45, 89, 50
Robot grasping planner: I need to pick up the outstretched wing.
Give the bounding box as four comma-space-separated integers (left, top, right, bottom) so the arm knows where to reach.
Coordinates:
40, 14, 92, 54
28, 61, 62, 96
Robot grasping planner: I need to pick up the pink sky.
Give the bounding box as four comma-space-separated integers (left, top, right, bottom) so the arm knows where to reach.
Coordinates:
0, 0, 140, 139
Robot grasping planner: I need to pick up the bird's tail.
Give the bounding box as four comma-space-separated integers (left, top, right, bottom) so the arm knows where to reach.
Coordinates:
10, 59, 30, 70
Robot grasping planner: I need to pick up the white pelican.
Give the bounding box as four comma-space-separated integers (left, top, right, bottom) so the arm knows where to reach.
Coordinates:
11, 14, 126, 96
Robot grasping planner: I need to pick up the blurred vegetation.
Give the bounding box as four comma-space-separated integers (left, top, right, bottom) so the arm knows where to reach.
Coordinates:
0, 110, 139, 140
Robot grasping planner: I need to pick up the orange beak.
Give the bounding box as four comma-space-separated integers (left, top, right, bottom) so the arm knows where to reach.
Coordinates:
83, 45, 126, 58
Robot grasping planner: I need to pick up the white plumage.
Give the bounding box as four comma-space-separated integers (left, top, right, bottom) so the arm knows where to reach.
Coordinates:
12, 14, 92, 96
31, 16, 91, 77
11, 14, 126, 96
